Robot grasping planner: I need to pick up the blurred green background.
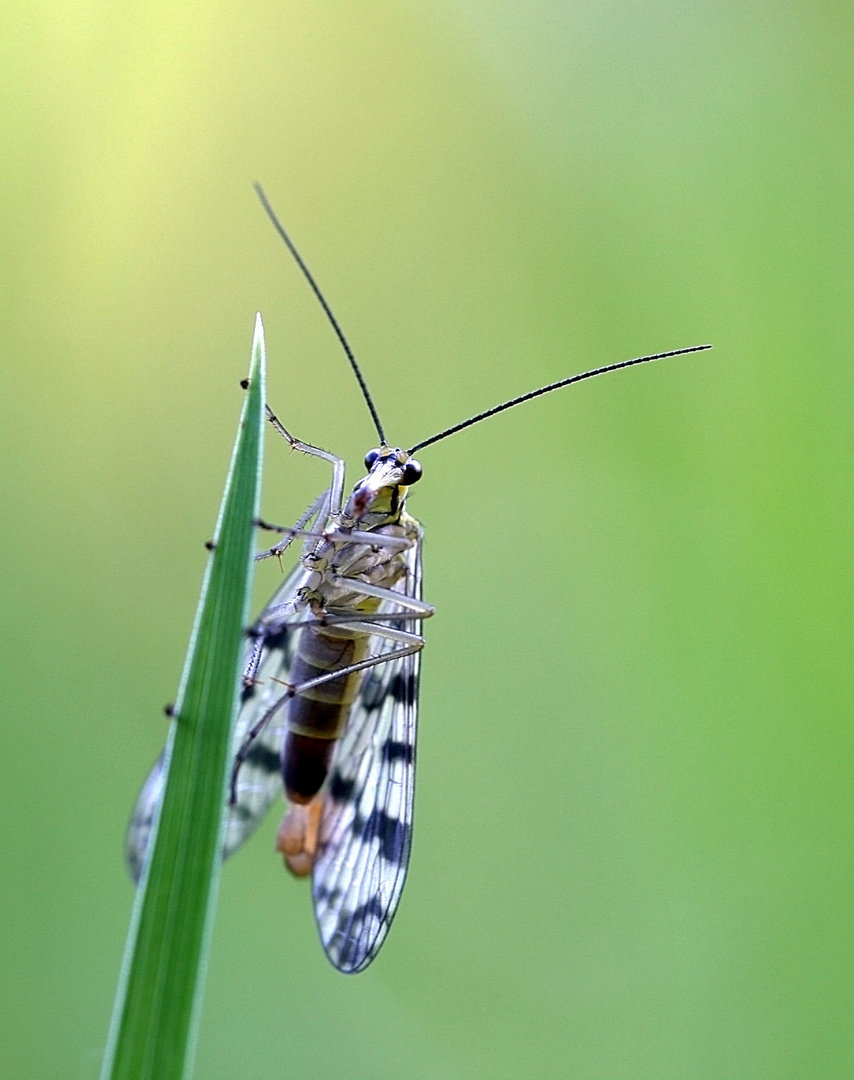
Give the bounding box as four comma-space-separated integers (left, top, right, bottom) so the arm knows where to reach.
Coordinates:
2, 2, 852, 1078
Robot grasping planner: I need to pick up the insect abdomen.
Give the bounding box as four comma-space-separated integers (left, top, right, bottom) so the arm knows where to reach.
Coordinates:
283, 623, 371, 803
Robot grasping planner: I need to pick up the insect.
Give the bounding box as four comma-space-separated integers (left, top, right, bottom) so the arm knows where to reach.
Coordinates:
127, 184, 710, 973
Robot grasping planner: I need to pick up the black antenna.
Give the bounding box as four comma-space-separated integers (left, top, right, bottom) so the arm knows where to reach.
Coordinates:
408, 345, 711, 454
254, 183, 387, 445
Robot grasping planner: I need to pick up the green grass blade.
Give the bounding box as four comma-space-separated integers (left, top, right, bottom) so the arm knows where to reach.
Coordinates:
101, 315, 267, 1080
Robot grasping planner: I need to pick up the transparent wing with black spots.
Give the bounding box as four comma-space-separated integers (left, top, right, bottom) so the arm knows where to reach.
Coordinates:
312, 532, 423, 973
221, 559, 310, 857
125, 559, 307, 881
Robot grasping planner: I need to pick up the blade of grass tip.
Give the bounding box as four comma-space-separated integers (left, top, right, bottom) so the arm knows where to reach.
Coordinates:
101, 314, 267, 1080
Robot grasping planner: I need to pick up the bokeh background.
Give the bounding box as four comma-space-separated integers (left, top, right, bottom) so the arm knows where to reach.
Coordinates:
3, 3, 852, 1078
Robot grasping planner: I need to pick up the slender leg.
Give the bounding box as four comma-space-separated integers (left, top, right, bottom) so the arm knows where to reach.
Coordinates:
229, 636, 425, 804
265, 404, 347, 515
255, 490, 329, 561
256, 520, 412, 557
245, 569, 432, 682
328, 574, 434, 617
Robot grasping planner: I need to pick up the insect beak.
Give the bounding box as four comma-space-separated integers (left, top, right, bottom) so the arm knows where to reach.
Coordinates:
352, 462, 404, 518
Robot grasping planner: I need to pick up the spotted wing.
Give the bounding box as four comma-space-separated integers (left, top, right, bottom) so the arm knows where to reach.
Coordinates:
312, 530, 424, 973
125, 558, 308, 882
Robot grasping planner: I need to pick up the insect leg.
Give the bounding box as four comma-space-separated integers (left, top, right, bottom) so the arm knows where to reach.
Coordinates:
287, 631, 425, 693
266, 405, 346, 514
255, 489, 330, 561
244, 594, 429, 689
327, 575, 435, 618
229, 637, 424, 804
257, 521, 412, 556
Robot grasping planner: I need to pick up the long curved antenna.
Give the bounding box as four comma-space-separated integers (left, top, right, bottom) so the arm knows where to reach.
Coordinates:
408, 345, 711, 454
254, 183, 387, 446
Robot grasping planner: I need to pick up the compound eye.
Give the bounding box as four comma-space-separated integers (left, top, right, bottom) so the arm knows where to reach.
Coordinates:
402, 459, 422, 485
364, 448, 381, 470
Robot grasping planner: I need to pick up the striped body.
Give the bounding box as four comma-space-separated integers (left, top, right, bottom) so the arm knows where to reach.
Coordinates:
283, 623, 374, 803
